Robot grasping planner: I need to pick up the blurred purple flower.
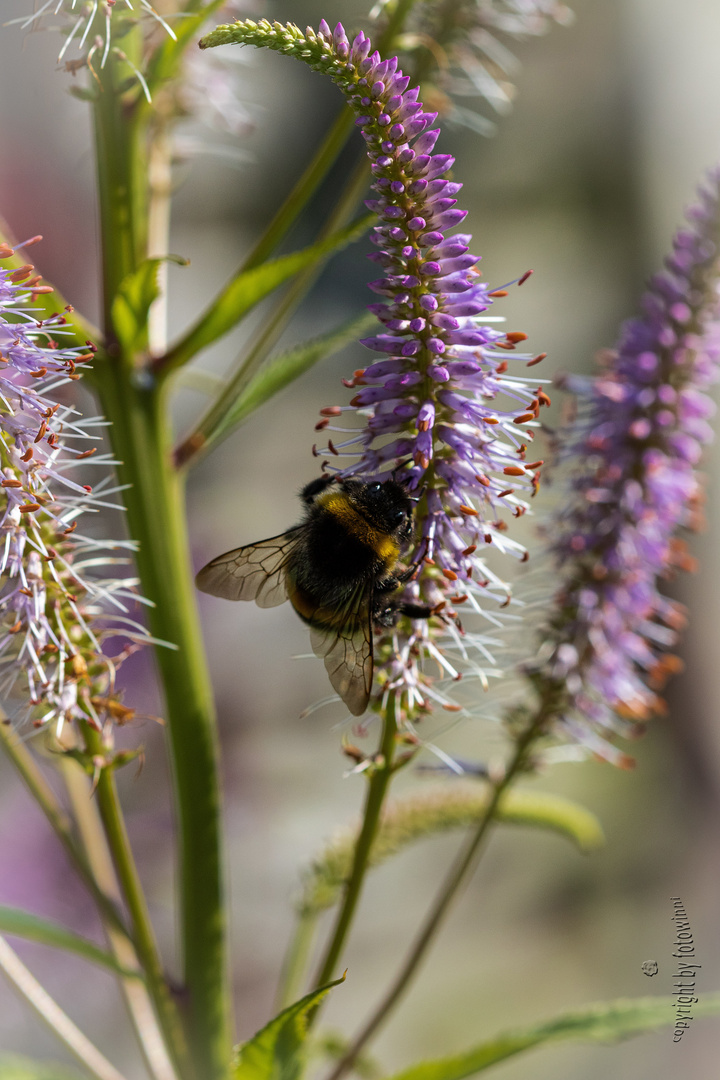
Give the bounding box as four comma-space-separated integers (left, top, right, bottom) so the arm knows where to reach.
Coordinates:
543, 170, 720, 766
0, 245, 152, 735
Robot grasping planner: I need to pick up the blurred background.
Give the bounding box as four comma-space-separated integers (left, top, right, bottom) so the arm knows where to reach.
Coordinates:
1, 0, 720, 1076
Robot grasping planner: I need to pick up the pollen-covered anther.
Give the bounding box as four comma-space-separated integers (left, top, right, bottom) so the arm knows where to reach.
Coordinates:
514, 412, 535, 424
2, 479, 23, 488
327, 440, 339, 455
442, 568, 458, 581
506, 332, 528, 344
518, 270, 534, 286
482, 416, 499, 425
8, 265, 34, 283
319, 406, 343, 417
503, 466, 526, 476
527, 353, 547, 367
19, 502, 41, 513
315, 419, 330, 430
495, 341, 516, 351
497, 488, 514, 497
488, 289, 508, 298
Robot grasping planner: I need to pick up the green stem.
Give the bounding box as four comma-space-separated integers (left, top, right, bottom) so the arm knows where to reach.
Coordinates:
61, 758, 180, 1080
92, 371, 232, 1080
323, 708, 551, 1080
306, 698, 399, 1026
0, 722, 129, 939
80, 728, 190, 1080
91, 46, 232, 1078
275, 911, 318, 1011
92, 68, 146, 332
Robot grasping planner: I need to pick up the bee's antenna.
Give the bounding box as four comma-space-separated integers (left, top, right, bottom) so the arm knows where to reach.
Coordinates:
391, 456, 414, 478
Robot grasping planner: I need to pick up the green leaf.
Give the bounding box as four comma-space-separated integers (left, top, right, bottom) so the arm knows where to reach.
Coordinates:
111, 255, 188, 356
207, 310, 376, 447
162, 214, 373, 373
382, 993, 720, 1080
234, 974, 346, 1080
0, 906, 139, 980
0, 1057, 82, 1080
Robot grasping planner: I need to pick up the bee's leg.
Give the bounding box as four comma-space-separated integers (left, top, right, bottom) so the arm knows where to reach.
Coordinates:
372, 598, 437, 628
395, 600, 436, 619
300, 474, 337, 505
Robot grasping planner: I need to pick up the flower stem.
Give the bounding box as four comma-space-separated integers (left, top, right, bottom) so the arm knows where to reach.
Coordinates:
323, 707, 551, 1080
92, 372, 233, 1080
275, 911, 318, 1011
80, 726, 190, 1079
307, 698, 399, 1025
91, 48, 232, 1079
0, 936, 128, 1080
61, 758, 180, 1080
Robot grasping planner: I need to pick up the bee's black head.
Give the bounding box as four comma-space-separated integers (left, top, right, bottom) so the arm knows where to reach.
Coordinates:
342, 478, 414, 537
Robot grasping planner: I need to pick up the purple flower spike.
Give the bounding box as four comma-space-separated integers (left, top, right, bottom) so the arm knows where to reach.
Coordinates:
201, 19, 549, 733
544, 169, 720, 767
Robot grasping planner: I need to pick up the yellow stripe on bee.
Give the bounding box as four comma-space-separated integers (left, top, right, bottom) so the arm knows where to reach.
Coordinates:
317, 489, 400, 568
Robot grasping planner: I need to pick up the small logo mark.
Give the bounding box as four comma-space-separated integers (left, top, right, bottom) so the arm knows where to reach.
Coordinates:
642, 960, 659, 977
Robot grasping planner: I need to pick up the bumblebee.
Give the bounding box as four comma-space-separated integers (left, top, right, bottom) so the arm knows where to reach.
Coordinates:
195, 475, 432, 715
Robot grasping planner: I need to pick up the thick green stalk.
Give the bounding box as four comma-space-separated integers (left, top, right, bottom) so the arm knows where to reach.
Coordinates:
307, 698, 399, 1025
93, 371, 233, 1079
91, 48, 232, 1079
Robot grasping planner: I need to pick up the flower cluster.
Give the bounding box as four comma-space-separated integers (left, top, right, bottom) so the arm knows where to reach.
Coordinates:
371, 0, 574, 137
0, 242, 152, 737
202, 20, 547, 726
542, 170, 720, 766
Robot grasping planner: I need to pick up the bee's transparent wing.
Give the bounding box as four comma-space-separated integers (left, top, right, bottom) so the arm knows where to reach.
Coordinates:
195, 527, 304, 608
308, 584, 374, 716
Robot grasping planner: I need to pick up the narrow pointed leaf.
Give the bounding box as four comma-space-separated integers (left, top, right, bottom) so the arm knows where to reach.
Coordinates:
0, 906, 139, 980
207, 310, 376, 448
161, 215, 373, 373
382, 993, 720, 1080
112, 255, 188, 356
234, 974, 346, 1080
